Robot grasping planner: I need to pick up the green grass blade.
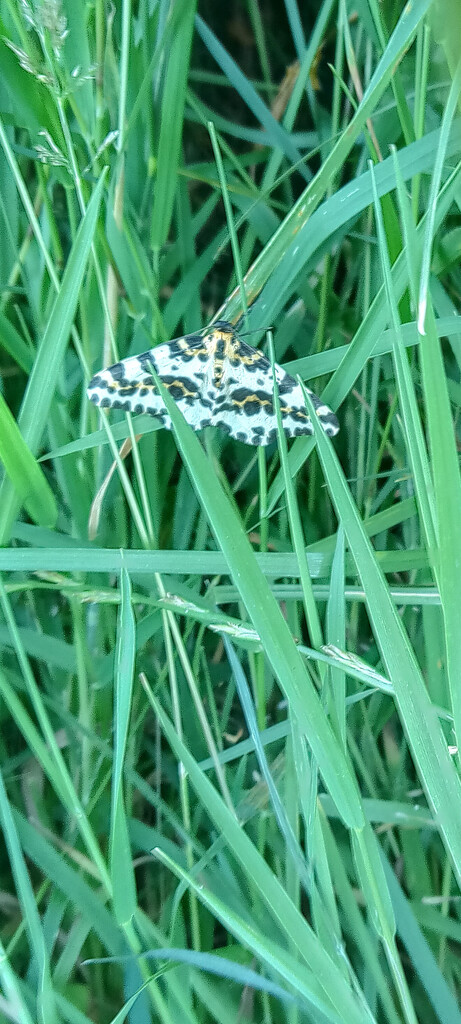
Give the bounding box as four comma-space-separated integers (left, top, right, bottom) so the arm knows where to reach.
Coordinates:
151, 0, 197, 250
0, 392, 57, 527
110, 567, 137, 926
0, 171, 105, 544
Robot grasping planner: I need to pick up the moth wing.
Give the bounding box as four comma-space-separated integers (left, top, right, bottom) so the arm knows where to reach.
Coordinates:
212, 339, 338, 446
87, 333, 214, 432
274, 362, 339, 438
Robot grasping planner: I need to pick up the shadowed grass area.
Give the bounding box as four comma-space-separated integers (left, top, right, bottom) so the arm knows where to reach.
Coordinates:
1, 2, 461, 1023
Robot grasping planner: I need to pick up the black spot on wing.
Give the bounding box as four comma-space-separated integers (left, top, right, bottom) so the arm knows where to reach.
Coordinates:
107, 361, 125, 381
322, 412, 340, 435
228, 388, 274, 417
138, 352, 157, 371
160, 375, 208, 406
137, 334, 205, 371
277, 372, 298, 395
280, 405, 309, 422
88, 373, 105, 390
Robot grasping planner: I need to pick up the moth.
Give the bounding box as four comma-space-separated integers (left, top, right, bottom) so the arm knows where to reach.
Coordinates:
87, 320, 339, 446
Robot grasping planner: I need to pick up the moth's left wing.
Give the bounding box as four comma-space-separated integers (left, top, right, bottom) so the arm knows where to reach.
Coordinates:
87, 333, 214, 433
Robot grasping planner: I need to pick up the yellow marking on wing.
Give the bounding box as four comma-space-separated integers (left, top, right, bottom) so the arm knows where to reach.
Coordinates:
164, 380, 198, 397
232, 394, 272, 409
178, 341, 208, 359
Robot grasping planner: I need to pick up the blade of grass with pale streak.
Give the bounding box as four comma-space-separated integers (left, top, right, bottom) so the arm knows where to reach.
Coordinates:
0, 770, 58, 1024
267, 157, 461, 512
416, 61, 461, 751
0, 544, 430, 579
301, 386, 461, 887
150, 371, 363, 828
0, 393, 57, 527
369, 162, 437, 554
145, 695, 376, 1024
151, 0, 197, 251
218, 0, 433, 323
110, 567, 137, 926
391, 146, 420, 310
0, 173, 105, 545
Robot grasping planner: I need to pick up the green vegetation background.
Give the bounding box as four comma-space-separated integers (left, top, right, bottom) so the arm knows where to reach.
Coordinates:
1, 1, 461, 1022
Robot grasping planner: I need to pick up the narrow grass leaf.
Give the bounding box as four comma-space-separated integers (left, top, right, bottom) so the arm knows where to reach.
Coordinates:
110, 567, 137, 926
0, 544, 430, 579
415, 60, 461, 749
270, 333, 323, 649
369, 161, 437, 553
351, 824, 395, 940
151, 0, 197, 249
